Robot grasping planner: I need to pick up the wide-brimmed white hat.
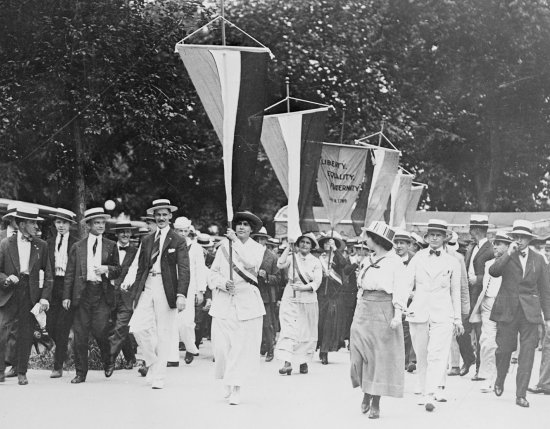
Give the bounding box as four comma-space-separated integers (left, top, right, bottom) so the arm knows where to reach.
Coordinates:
362, 221, 395, 247
2, 203, 19, 221
147, 199, 178, 215
252, 226, 270, 239
52, 208, 77, 224
233, 211, 262, 233
510, 220, 535, 238
82, 207, 110, 223
14, 205, 44, 222
173, 216, 192, 230
296, 232, 318, 249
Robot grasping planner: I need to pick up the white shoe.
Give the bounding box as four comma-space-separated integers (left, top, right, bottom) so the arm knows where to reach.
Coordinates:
434, 387, 447, 402
229, 386, 241, 405
223, 385, 232, 399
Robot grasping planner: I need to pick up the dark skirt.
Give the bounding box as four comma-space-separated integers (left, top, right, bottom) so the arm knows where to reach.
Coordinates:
350, 290, 405, 397
317, 279, 345, 352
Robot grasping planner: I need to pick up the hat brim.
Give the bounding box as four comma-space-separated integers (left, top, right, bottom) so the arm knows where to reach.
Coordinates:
296, 235, 318, 249
510, 231, 535, 239
51, 214, 77, 224
82, 214, 111, 223
361, 227, 394, 248
147, 205, 178, 215
2, 213, 15, 221
252, 232, 271, 239
233, 212, 262, 233
111, 226, 138, 231
318, 236, 344, 250
14, 215, 44, 221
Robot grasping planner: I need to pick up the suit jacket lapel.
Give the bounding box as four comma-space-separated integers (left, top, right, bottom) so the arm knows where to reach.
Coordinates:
524, 251, 536, 279
8, 236, 20, 274
161, 230, 173, 255
101, 237, 109, 265
28, 242, 39, 274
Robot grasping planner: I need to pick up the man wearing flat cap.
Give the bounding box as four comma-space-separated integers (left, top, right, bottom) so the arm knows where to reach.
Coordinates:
63, 207, 121, 384
0, 206, 53, 385
129, 199, 189, 389
47, 208, 78, 378
489, 220, 550, 408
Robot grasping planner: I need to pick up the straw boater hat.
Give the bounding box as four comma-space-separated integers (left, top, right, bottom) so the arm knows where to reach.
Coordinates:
140, 214, 155, 222
2, 203, 18, 221
110, 220, 137, 231
296, 232, 318, 249
82, 207, 111, 223
146, 198, 178, 215
267, 237, 280, 247
173, 216, 192, 230
197, 233, 214, 248
14, 206, 44, 222
493, 231, 513, 244
510, 220, 536, 238
252, 226, 270, 239
233, 211, 262, 233
469, 214, 489, 229
318, 231, 345, 250
134, 226, 151, 236
345, 237, 359, 246
51, 208, 77, 224
393, 229, 412, 243
362, 221, 395, 247
424, 219, 452, 238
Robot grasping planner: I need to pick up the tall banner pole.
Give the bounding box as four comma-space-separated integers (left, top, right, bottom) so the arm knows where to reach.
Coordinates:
221, 0, 226, 46
324, 228, 334, 295
292, 242, 297, 299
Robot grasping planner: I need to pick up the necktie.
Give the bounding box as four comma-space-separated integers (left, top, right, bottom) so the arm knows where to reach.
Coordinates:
92, 237, 98, 256
57, 234, 64, 251
150, 232, 161, 269
520, 251, 526, 258
430, 249, 441, 256
21, 234, 33, 242
119, 246, 127, 253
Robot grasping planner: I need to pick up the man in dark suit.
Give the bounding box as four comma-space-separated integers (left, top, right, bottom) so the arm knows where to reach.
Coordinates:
129, 199, 190, 389
0, 206, 53, 385
107, 220, 138, 373
252, 227, 279, 362
489, 220, 550, 408
62, 207, 120, 384
46, 208, 78, 378
458, 214, 494, 377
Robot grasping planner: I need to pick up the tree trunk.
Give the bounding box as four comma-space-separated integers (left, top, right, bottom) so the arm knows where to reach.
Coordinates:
73, 120, 87, 237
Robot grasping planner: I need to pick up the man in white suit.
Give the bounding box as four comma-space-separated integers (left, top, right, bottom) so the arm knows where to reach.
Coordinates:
406, 219, 464, 412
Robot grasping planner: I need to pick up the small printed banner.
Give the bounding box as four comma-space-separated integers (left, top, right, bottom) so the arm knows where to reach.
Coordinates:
316, 144, 369, 228
390, 172, 414, 227
404, 184, 424, 227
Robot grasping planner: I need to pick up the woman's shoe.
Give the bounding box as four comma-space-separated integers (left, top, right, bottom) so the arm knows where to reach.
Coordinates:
278, 362, 292, 375
320, 352, 328, 365
361, 393, 371, 414
299, 363, 308, 374
368, 407, 380, 419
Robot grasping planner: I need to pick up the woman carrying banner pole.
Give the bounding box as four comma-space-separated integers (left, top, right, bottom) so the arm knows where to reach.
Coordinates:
350, 221, 408, 419
274, 232, 322, 375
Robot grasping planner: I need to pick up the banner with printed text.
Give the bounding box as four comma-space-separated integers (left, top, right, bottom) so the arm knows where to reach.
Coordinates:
317, 144, 369, 228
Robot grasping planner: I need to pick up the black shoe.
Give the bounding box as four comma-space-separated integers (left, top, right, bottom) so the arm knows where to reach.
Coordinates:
50, 369, 63, 378
0, 372, 4, 382
179, 341, 185, 351
471, 374, 486, 381
407, 362, 416, 373
104, 359, 115, 378
320, 352, 328, 365
184, 352, 194, 365
17, 374, 28, 385
516, 397, 529, 408
527, 386, 550, 395
71, 375, 86, 384
279, 362, 292, 375
368, 407, 380, 419
166, 361, 179, 367
361, 394, 371, 414
138, 365, 149, 377
6, 367, 17, 378
494, 383, 504, 397
299, 363, 308, 374
265, 352, 274, 362
459, 361, 474, 376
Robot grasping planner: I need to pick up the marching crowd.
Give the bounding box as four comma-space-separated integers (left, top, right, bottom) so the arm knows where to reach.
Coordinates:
0, 200, 549, 418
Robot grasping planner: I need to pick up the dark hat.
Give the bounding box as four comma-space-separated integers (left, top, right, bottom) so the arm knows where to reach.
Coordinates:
14, 206, 44, 222
233, 211, 262, 233
318, 231, 345, 250
82, 207, 110, 223
111, 220, 137, 231
52, 208, 77, 224
147, 198, 178, 215
362, 221, 395, 247
296, 232, 318, 249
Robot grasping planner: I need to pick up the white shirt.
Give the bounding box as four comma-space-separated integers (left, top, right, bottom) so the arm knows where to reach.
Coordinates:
54, 233, 69, 276
483, 259, 502, 298
519, 247, 529, 275
117, 241, 130, 265
151, 226, 170, 273
468, 237, 487, 280
17, 232, 31, 275
87, 234, 103, 281
187, 239, 207, 293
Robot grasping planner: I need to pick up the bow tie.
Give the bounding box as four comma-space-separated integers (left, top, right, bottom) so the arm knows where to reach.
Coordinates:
119, 246, 128, 252
21, 235, 33, 243
430, 249, 441, 257
520, 251, 526, 258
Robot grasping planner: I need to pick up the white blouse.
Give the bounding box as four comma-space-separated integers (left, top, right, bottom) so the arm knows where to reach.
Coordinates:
278, 252, 322, 303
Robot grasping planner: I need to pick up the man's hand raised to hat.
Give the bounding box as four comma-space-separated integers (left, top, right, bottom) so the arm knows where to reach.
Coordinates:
508, 241, 519, 256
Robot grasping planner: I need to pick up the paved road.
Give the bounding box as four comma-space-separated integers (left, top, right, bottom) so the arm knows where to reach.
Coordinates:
0, 343, 545, 429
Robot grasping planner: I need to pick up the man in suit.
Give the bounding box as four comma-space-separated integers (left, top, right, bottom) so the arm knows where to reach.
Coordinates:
129, 199, 189, 389
0, 206, 53, 384
489, 220, 550, 408
469, 231, 511, 393
406, 219, 464, 412
252, 227, 279, 362
47, 208, 78, 378
459, 214, 494, 378
63, 207, 121, 384
106, 220, 138, 373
